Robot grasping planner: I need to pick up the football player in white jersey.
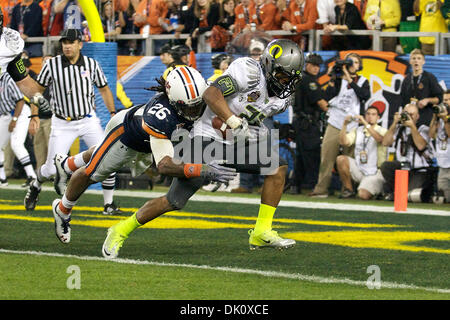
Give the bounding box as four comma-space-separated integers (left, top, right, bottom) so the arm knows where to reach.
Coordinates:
0, 8, 50, 118
102, 39, 304, 258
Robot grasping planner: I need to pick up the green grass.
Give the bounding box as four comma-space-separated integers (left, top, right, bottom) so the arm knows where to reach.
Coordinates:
0, 186, 449, 300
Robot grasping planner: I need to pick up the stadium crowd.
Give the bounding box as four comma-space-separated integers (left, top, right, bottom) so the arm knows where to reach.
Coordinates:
0, 0, 449, 55
1, 0, 450, 206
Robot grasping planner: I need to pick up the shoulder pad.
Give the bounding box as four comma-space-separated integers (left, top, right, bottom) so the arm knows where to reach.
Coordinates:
2, 28, 24, 55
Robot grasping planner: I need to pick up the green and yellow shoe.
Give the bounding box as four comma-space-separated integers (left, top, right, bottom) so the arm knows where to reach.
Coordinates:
102, 225, 128, 259
248, 229, 296, 250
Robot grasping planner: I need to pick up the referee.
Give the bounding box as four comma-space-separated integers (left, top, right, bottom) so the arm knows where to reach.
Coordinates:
0, 72, 37, 186
24, 29, 121, 215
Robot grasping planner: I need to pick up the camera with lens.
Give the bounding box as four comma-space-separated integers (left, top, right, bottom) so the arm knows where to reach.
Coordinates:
329, 58, 353, 77
400, 111, 409, 123
432, 102, 450, 114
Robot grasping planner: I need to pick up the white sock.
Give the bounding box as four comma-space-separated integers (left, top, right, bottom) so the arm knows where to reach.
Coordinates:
102, 189, 114, 206
64, 153, 87, 173
23, 165, 37, 179
0, 163, 5, 180
61, 194, 77, 213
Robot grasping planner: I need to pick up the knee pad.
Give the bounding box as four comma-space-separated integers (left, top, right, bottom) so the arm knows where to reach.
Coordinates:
166, 177, 204, 210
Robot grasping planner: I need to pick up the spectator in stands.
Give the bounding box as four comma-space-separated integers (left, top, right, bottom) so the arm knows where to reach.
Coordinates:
0, 1, 15, 27
101, 0, 122, 40
398, 0, 420, 53
429, 90, 450, 202
134, 0, 152, 36
337, 106, 388, 199
186, 0, 221, 52
139, 0, 178, 54
41, 0, 64, 37
309, 52, 370, 198
281, 0, 318, 50
255, 0, 281, 31
324, 0, 371, 50
316, 0, 336, 26
54, 0, 85, 31
167, 0, 185, 43
118, 1, 139, 54
233, 0, 258, 36
218, 0, 236, 32
441, 0, 450, 52
10, 0, 43, 57
400, 49, 443, 127
381, 103, 435, 202
364, 0, 401, 52
414, 0, 447, 55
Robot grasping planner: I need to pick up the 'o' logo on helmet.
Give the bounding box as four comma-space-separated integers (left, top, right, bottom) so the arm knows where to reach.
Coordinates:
269, 45, 283, 59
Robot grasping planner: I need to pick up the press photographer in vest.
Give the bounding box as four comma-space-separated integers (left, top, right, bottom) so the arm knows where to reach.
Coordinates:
309, 52, 370, 198
428, 91, 450, 203
381, 103, 435, 202
336, 105, 388, 200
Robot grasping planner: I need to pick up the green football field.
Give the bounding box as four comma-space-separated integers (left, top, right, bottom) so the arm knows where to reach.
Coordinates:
0, 182, 449, 302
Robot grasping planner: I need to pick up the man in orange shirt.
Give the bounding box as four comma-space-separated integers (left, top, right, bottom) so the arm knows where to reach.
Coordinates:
255, 0, 282, 31
281, 0, 318, 50
233, 0, 258, 36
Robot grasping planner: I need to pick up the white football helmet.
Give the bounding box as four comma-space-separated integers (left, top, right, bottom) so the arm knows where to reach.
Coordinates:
166, 66, 207, 121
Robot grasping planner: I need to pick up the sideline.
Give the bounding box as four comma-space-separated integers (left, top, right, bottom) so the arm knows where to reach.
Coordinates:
1, 248, 449, 294
4, 185, 450, 217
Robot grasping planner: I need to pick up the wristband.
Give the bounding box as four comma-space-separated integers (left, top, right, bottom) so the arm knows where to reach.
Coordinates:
225, 115, 242, 129
183, 163, 202, 178
28, 114, 39, 118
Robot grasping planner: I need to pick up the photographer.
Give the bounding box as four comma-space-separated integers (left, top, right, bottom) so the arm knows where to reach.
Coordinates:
336, 106, 388, 200
291, 53, 329, 194
400, 49, 443, 127
429, 92, 450, 202
309, 52, 370, 197
381, 103, 435, 202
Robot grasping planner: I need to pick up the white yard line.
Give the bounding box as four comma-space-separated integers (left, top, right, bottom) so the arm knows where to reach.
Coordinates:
1, 249, 449, 294
5, 185, 450, 217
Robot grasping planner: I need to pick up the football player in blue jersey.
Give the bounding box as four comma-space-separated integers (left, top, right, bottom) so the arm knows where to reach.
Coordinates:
51, 66, 237, 244
99, 39, 304, 259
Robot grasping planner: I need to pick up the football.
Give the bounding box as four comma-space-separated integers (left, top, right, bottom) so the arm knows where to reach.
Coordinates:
212, 116, 230, 139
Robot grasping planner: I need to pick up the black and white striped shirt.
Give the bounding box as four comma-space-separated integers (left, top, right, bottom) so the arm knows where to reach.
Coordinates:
37, 54, 108, 119
0, 72, 24, 115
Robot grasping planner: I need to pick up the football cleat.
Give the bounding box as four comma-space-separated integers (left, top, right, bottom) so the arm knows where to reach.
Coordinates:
102, 225, 128, 259
103, 202, 124, 215
54, 153, 70, 196
21, 176, 33, 188
0, 178, 8, 187
248, 229, 296, 250
52, 199, 71, 244
24, 180, 41, 211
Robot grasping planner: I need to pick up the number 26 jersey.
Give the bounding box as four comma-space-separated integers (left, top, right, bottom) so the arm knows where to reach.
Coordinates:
121, 93, 194, 153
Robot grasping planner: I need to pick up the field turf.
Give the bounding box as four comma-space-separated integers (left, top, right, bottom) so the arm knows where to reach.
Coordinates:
0, 183, 449, 302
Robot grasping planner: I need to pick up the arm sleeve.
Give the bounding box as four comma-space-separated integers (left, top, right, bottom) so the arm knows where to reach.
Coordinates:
36, 59, 52, 87
8, 76, 24, 102
7, 54, 28, 82
150, 135, 175, 165
349, 79, 371, 103
94, 61, 108, 88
